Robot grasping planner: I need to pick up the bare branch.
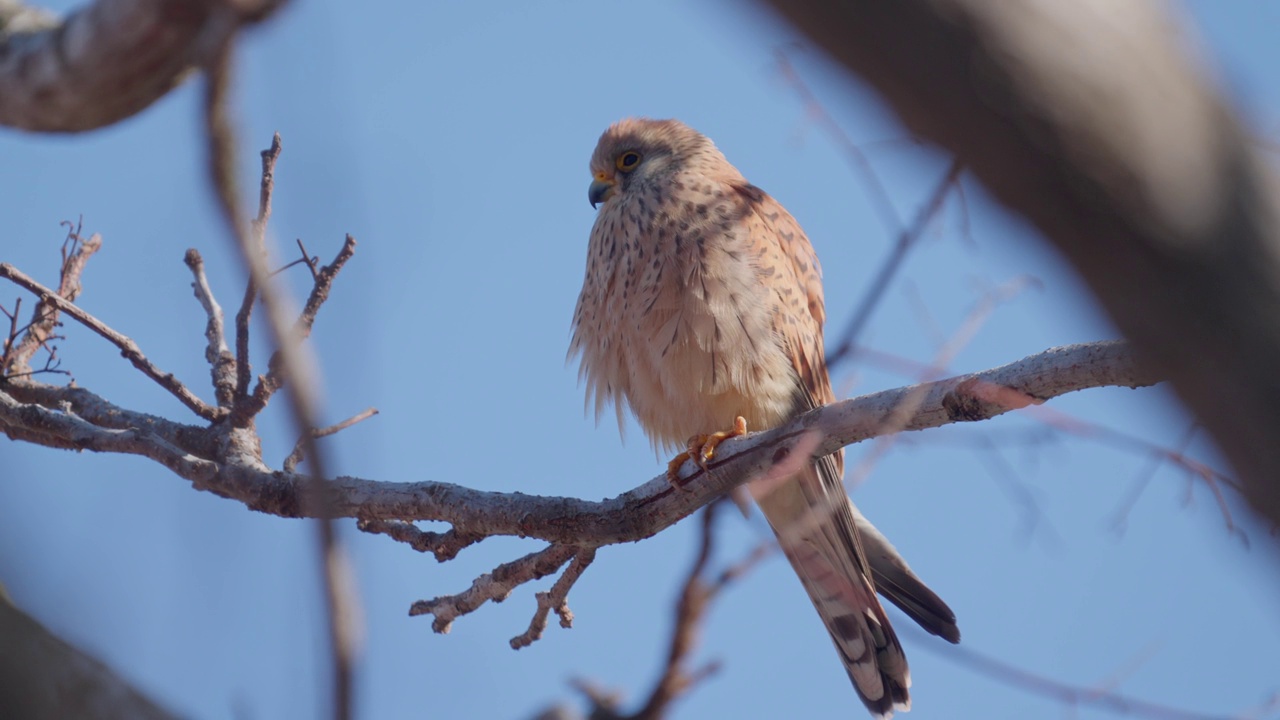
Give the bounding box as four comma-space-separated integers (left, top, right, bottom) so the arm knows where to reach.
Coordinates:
0, 340, 1162, 544
0, 386, 219, 480
5, 226, 101, 375
234, 133, 283, 401
510, 547, 596, 650
853, 344, 1246, 506
284, 406, 379, 473
410, 544, 578, 634
234, 235, 358, 423
183, 248, 235, 408
0, 261, 220, 421
356, 520, 481, 563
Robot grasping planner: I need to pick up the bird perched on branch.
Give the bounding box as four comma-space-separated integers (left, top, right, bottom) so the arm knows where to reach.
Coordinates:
570, 118, 959, 718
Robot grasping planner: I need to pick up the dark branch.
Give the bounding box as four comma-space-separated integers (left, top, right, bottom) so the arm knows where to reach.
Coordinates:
761, 0, 1280, 527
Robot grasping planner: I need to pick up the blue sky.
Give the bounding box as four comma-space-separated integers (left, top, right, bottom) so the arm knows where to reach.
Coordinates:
2, 2, 1278, 719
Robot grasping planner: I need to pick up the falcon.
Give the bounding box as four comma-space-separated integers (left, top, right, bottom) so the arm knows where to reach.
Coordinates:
570, 118, 959, 718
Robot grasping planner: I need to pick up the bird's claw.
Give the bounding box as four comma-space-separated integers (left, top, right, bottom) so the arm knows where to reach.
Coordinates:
665, 416, 749, 488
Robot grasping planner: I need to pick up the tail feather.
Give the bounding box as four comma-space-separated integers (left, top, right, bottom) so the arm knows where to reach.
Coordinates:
754, 456, 913, 718
852, 502, 960, 644
781, 523, 911, 718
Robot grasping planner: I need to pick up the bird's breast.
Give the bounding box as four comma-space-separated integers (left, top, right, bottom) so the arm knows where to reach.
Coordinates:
572, 188, 798, 449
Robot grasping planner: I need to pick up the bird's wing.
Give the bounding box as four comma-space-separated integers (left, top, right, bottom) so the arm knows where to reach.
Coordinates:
735, 183, 911, 718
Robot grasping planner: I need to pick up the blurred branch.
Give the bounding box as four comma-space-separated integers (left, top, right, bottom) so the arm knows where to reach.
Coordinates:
201, 42, 356, 716
826, 149, 963, 371
761, 0, 1280, 527
907, 623, 1280, 720
0, 0, 285, 133
0, 592, 179, 719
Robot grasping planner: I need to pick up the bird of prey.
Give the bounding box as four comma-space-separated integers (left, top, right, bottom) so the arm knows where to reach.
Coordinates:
570, 118, 959, 718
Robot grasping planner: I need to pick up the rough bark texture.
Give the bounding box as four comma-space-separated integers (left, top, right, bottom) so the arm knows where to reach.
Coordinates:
760, 0, 1280, 527
0, 340, 1157, 546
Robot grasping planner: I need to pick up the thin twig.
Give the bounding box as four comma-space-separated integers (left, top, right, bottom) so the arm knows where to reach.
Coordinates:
974, 436, 1063, 550
1109, 423, 1200, 535
1, 296, 21, 370
410, 544, 578, 633
776, 48, 904, 233
0, 262, 220, 421
296, 238, 320, 281
183, 249, 235, 408
826, 158, 965, 371
906, 623, 1266, 720
284, 407, 379, 472
510, 547, 597, 649
777, 49, 966, 374
236, 235, 358, 423
5, 226, 101, 374
234, 134, 283, 401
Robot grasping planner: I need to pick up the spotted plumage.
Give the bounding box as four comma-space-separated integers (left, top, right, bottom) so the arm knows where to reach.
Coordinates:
570, 118, 958, 718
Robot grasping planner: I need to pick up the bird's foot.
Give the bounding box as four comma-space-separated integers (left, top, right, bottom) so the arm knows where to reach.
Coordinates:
665, 416, 749, 487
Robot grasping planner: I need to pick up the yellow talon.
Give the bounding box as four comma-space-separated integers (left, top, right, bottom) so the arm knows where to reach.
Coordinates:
666, 450, 695, 486
665, 416, 749, 488
697, 415, 749, 465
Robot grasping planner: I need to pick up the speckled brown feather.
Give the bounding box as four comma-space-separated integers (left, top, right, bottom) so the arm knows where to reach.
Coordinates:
570, 118, 954, 718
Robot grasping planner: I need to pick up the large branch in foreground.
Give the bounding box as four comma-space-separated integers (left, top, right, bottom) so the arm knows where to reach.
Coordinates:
0, 0, 282, 132
760, 0, 1280, 527
1, 341, 1158, 544
0, 592, 178, 719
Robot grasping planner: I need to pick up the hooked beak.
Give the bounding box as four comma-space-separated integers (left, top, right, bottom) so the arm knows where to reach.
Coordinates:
588, 175, 616, 208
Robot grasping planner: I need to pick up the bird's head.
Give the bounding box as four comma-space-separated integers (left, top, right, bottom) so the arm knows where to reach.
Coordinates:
587, 118, 719, 208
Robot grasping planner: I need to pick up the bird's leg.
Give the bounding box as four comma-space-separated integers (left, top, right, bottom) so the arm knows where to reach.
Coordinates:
696, 415, 749, 465
665, 416, 750, 486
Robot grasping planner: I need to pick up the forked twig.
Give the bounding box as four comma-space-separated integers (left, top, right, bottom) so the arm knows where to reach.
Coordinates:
0, 261, 219, 420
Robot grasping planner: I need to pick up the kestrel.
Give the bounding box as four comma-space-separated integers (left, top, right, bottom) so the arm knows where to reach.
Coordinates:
570, 118, 959, 718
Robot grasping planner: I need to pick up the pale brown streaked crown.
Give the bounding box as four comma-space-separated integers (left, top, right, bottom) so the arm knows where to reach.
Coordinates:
589, 118, 740, 191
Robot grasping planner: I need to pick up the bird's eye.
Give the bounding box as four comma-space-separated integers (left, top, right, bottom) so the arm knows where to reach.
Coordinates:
616, 151, 642, 171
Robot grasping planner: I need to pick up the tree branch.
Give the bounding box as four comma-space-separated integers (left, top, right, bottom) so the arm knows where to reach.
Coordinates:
0, 260, 220, 420
184, 248, 235, 408
760, 0, 1280, 527
0, 339, 1162, 545
0, 0, 287, 132
0, 593, 179, 719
